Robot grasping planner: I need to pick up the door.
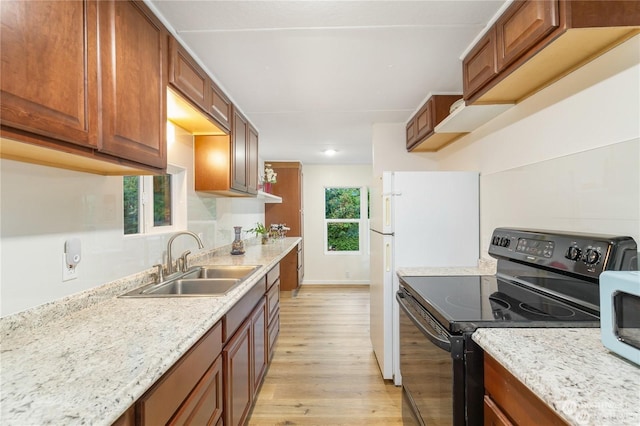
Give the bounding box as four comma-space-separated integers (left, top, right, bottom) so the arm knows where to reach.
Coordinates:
397, 289, 457, 425
392, 172, 479, 268
370, 230, 394, 380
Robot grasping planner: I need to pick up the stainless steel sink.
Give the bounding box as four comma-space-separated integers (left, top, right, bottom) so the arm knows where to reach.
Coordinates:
120, 265, 261, 298
142, 278, 240, 295
182, 265, 261, 280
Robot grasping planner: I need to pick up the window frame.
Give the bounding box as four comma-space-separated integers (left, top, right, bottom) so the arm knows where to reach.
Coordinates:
323, 186, 368, 255
123, 164, 187, 236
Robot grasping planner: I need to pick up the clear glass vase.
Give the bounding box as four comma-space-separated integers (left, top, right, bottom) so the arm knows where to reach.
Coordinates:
231, 226, 245, 255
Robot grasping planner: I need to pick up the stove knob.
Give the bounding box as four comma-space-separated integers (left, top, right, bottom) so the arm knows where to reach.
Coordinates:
501, 238, 510, 248
565, 246, 582, 261
583, 248, 601, 265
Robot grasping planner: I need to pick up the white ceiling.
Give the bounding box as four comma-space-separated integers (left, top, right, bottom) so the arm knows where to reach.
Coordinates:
149, 0, 506, 164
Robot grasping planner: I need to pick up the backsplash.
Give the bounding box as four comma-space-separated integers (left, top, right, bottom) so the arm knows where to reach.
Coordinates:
0, 124, 265, 317
480, 139, 639, 262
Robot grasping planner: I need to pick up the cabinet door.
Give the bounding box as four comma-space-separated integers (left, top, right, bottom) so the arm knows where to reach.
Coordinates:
169, 355, 223, 426
266, 280, 280, 324
247, 124, 259, 195
0, 0, 98, 147
251, 298, 268, 396
209, 80, 232, 131
231, 110, 248, 192
97, 0, 167, 169
496, 0, 559, 71
169, 36, 209, 113
223, 319, 252, 426
279, 249, 300, 292
463, 27, 498, 100
405, 118, 417, 149
414, 100, 434, 141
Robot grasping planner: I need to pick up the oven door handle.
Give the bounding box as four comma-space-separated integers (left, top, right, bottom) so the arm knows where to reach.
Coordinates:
396, 291, 451, 351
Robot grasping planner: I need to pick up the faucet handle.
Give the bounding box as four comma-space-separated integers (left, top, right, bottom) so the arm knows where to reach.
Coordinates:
179, 250, 192, 272
153, 264, 165, 283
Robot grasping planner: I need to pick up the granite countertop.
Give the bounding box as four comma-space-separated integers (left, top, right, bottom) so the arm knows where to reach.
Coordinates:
396, 257, 497, 277
0, 237, 301, 426
473, 328, 640, 426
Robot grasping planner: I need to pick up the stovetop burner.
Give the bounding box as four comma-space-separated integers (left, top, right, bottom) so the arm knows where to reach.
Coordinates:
518, 301, 575, 318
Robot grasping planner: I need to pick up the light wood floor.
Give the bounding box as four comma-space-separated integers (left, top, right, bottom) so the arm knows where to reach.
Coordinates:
248, 285, 403, 425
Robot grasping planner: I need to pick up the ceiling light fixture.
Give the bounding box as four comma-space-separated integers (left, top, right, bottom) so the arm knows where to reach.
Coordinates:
324, 149, 337, 156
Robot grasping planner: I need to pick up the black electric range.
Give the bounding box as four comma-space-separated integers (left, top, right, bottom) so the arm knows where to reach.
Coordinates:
397, 228, 638, 426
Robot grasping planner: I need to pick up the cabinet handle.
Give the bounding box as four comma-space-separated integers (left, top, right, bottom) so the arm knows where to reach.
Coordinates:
385, 243, 391, 272
384, 196, 391, 227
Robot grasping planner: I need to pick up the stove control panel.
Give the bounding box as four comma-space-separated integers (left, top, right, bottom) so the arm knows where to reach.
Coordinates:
489, 228, 637, 280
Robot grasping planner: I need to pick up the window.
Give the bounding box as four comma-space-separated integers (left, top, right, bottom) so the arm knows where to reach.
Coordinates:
123, 165, 186, 235
324, 187, 368, 253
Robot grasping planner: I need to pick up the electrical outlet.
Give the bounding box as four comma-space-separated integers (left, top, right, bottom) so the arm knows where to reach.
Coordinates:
345, 271, 351, 278
62, 253, 78, 281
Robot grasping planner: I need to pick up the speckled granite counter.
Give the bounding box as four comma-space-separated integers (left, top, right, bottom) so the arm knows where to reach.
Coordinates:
396, 257, 496, 277
0, 237, 301, 426
473, 328, 640, 426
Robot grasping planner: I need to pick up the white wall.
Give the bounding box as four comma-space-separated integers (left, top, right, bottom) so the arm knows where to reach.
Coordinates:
436, 35, 640, 256
302, 164, 372, 284
371, 123, 439, 179
0, 124, 265, 316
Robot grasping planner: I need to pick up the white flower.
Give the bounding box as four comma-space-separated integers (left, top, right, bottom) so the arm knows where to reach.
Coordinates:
264, 164, 277, 183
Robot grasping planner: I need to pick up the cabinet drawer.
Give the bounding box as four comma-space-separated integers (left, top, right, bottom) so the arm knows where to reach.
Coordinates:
267, 280, 280, 323
484, 354, 568, 425
138, 321, 222, 426
267, 310, 280, 362
463, 27, 498, 100
484, 395, 513, 426
169, 354, 223, 426
267, 263, 280, 290
223, 278, 266, 342
496, 0, 559, 70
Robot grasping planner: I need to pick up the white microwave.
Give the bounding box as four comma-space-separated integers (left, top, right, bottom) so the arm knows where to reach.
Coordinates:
600, 271, 640, 366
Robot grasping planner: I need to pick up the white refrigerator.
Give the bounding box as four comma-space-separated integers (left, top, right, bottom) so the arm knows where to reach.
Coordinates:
369, 171, 479, 385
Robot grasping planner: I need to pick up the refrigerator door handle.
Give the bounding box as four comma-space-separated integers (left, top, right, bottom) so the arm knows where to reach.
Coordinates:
385, 242, 391, 272
384, 196, 391, 227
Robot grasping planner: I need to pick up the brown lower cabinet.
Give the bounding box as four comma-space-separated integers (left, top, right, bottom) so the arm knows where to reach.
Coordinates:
223, 318, 253, 426
483, 353, 568, 425
121, 262, 282, 426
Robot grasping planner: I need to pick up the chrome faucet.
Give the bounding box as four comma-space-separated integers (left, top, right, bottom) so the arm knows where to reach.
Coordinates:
166, 231, 205, 275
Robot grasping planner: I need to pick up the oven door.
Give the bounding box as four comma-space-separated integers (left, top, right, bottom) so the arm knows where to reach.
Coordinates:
397, 289, 465, 426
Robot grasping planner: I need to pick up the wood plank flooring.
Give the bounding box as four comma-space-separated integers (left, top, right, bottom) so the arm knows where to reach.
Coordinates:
248, 285, 402, 425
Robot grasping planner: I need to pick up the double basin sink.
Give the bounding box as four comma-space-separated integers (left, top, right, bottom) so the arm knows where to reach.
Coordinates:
120, 265, 261, 297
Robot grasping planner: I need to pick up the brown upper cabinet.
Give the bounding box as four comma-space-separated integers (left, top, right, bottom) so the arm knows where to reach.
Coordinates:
405, 95, 461, 152
168, 36, 232, 132
168, 37, 210, 116
97, 0, 168, 170
463, 0, 640, 104
194, 108, 259, 196
0, 0, 168, 175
